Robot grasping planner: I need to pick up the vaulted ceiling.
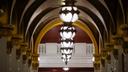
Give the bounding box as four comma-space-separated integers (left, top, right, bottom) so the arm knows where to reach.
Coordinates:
0, 0, 127, 54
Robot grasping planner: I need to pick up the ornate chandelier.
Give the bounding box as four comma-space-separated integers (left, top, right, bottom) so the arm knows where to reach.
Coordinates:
59, 0, 79, 65
59, 0, 79, 23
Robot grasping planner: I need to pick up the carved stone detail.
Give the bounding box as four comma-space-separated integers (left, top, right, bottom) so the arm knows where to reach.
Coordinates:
119, 24, 128, 37
94, 62, 100, 70
0, 24, 15, 39
93, 54, 101, 63
32, 54, 39, 70
11, 34, 23, 48
20, 43, 28, 64
105, 43, 114, 53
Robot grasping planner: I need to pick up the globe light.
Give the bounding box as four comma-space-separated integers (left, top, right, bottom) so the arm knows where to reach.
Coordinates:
60, 39, 74, 48
60, 48, 73, 54
60, 25, 76, 39
59, 6, 79, 22
63, 67, 69, 71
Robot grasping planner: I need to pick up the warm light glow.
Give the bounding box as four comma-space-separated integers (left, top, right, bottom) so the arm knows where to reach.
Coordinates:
63, 67, 69, 71
61, 49, 73, 54
60, 26, 76, 39
92, 57, 95, 62
59, 6, 79, 22
61, 41, 73, 48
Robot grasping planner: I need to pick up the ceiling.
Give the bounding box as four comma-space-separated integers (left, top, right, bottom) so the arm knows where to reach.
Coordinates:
1, 0, 126, 54
0, 0, 127, 70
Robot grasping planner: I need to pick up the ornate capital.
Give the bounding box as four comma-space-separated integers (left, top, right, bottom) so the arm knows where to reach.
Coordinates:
0, 24, 15, 40
32, 62, 39, 70
101, 49, 107, 59
20, 43, 28, 55
105, 43, 114, 53
32, 54, 39, 61
119, 24, 128, 37
93, 54, 101, 63
112, 35, 123, 49
11, 34, 23, 47
32, 54, 39, 70
94, 62, 100, 70
26, 48, 31, 57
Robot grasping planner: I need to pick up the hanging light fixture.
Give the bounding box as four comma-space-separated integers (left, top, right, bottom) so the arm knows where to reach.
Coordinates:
60, 25, 76, 40
60, 38, 74, 48
59, 0, 79, 23
59, 0, 79, 65
61, 53, 72, 65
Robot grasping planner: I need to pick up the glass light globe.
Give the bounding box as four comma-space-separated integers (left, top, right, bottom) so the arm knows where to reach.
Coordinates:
60, 25, 76, 39
63, 67, 69, 71
59, 6, 79, 22
61, 48, 73, 54
60, 41, 73, 48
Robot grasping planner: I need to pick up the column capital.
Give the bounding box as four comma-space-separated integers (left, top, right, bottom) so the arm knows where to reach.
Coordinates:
11, 34, 23, 47
32, 54, 39, 70
105, 43, 114, 52
0, 24, 15, 40
112, 35, 123, 49
94, 62, 100, 70
119, 24, 128, 37
93, 54, 101, 63
101, 49, 107, 59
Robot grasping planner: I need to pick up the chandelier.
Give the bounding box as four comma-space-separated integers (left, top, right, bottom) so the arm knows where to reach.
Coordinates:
59, 0, 79, 65
59, 0, 79, 23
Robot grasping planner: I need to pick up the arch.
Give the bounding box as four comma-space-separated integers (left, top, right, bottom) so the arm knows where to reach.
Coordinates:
34, 19, 99, 55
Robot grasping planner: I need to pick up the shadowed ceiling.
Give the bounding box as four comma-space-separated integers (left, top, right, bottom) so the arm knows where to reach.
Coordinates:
0, 0, 127, 56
